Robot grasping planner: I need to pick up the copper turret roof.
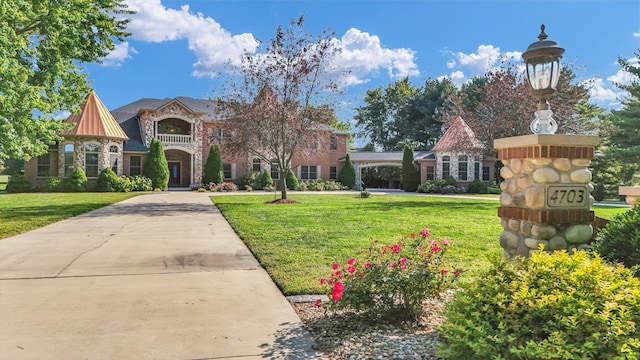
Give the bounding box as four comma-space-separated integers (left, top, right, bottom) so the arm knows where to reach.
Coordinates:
432, 116, 483, 152
60, 92, 128, 140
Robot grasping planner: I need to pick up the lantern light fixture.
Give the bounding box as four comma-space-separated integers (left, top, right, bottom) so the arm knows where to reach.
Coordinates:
522, 24, 565, 134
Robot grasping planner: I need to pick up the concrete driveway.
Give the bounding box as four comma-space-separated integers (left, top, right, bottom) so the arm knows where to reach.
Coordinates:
0, 192, 322, 359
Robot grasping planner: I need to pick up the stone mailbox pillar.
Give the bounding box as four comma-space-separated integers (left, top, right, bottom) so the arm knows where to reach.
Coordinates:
494, 134, 600, 257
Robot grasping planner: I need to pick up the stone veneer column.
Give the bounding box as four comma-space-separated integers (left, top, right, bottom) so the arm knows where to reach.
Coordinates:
493, 134, 600, 257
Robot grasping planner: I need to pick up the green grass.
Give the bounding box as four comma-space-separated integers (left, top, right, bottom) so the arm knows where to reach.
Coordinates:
0, 192, 140, 239
212, 194, 630, 295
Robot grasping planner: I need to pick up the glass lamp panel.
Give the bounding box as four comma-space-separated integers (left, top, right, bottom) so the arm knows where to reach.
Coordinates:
528, 62, 552, 90
550, 60, 562, 89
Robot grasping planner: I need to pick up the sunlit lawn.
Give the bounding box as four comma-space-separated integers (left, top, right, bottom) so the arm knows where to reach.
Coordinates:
0, 192, 140, 239
212, 194, 629, 295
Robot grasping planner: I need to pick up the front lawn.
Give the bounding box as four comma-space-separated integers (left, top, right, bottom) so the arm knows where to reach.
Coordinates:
0, 192, 140, 239
212, 194, 629, 295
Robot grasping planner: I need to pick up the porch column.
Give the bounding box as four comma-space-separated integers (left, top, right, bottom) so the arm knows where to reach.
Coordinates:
355, 164, 362, 190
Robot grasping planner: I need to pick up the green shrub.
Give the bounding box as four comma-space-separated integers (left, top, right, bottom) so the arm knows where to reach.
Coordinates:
338, 154, 356, 189
467, 178, 488, 194
444, 175, 458, 187
592, 183, 606, 201
118, 176, 133, 192
487, 184, 501, 194
402, 144, 420, 192
96, 168, 120, 192
360, 190, 371, 198
202, 145, 224, 184
129, 175, 152, 191
591, 206, 640, 276
256, 170, 273, 189
286, 169, 299, 190
438, 250, 640, 359
63, 168, 88, 192
238, 171, 259, 190
142, 138, 169, 191
6, 174, 34, 193
320, 229, 459, 322
43, 176, 63, 192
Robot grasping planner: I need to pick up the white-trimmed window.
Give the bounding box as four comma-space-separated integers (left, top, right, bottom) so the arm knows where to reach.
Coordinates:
474, 157, 481, 180
426, 166, 435, 181
252, 158, 261, 172
442, 156, 450, 179
223, 163, 236, 180
270, 161, 280, 180
37, 153, 50, 177
330, 136, 338, 151
330, 166, 337, 180
458, 155, 468, 181
109, 145, 119, 173
85, 144, 100, 178
130, 156, 141, 176
300, 165, 318, 180
64, 143, 74, 177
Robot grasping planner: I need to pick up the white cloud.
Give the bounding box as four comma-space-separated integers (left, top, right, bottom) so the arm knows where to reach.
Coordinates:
116, 2, 418, 85
102, 42, 137, 66
438, 71, 466, 88
441, 45, 521, 87
331, 28, 419, 86
122, 0, 258, 76
634, 32, 640, 37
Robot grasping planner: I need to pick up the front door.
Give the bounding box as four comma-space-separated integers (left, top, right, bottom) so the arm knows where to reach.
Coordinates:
168, 162, 181, 186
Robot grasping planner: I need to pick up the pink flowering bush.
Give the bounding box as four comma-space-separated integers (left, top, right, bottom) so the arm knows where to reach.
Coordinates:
319, 228, 459, 321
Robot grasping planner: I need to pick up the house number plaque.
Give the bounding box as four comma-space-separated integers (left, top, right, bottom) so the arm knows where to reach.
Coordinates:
545, 184, 590, 208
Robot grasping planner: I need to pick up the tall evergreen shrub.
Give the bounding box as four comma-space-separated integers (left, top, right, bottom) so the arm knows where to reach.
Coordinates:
202, 145, 224, 184
96, 167, 120, 192
286, 169, 299, 190
338, 154, 356, 189
142, 138, 169, 191
401, 144, 420, 192
63, 167, 88, 192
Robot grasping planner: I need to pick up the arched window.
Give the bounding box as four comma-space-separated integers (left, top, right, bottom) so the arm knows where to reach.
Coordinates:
458, 155, 468, 181
64, 143, 75, 177
442, 156, 450, 179
85, 144, 100, 178
109, 145, 119, 173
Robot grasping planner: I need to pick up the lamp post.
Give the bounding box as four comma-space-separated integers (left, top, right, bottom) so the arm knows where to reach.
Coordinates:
522, 24, 565, 134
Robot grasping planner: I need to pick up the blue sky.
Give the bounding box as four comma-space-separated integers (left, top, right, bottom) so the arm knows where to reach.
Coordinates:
85, 0, 639, 122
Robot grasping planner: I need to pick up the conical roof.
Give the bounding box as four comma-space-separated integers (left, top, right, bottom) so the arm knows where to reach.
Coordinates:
432, 116, 483, 152
60, 92, 128, 140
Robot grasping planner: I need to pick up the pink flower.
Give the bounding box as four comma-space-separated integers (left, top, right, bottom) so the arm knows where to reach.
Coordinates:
441, 269, 449, 275
364, 262, 371, 268
332, 263, 340, 270
347, 257, 356, 265
333, 281, 344, 292
314, 299, 322, 308
410, 233, 416, 238
333, 271, 342, 277
391, 244, 401, 254
389, 262, 397, 268
454, 270, 460, 277
420, 228, 430, 238
399, 257, 407, 264
319, 278, 326, 285
431, 245, 441, 253
443, 238, 450, 246
358, 273, 364, 278
331, 289, 343, 301
347, 265, 356, 274
430, 239, 437, 246
400, 265, 407, 270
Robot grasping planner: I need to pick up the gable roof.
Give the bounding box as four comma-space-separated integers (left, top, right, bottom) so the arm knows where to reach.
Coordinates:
60, 92, 128, 140
432, 116, 483, 152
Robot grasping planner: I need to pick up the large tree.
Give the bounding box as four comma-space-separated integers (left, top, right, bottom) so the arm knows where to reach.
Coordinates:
443, 63, 589, 152
354, 78, 418, 151
214, 15, 342, 200
401, 144, 420, 192
0, 0, 132, 163
609, 52, 640, 184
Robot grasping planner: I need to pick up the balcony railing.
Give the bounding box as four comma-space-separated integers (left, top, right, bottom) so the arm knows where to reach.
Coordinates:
156, 133, 192, 144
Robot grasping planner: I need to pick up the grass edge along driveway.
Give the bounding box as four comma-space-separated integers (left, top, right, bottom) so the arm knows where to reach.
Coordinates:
0, 192, 140, 239
211, 194, 628, 295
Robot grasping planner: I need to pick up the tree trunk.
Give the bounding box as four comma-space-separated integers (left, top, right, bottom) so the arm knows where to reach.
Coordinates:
280, 169, 288, 200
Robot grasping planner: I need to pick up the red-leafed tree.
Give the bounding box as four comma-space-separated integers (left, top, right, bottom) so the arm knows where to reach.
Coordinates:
213, 15, 343, 200
443, 62, 590, 153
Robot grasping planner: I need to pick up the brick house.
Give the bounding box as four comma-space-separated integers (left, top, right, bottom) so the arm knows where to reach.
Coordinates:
24, 92, 350, 188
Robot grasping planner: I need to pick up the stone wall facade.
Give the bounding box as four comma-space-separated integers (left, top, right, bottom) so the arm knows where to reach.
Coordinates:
494, 134, 600, 257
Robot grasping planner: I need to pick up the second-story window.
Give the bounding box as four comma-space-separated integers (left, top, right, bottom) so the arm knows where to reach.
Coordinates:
252, 158, 261, 172
330, 136, 338, 151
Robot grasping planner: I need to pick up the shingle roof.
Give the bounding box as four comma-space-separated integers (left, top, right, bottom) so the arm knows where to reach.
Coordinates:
431, 116, 483, 152
60, 92, 128, 140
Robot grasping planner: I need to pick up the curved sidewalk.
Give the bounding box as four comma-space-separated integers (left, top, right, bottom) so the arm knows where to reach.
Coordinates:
0, 191, 323, 359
